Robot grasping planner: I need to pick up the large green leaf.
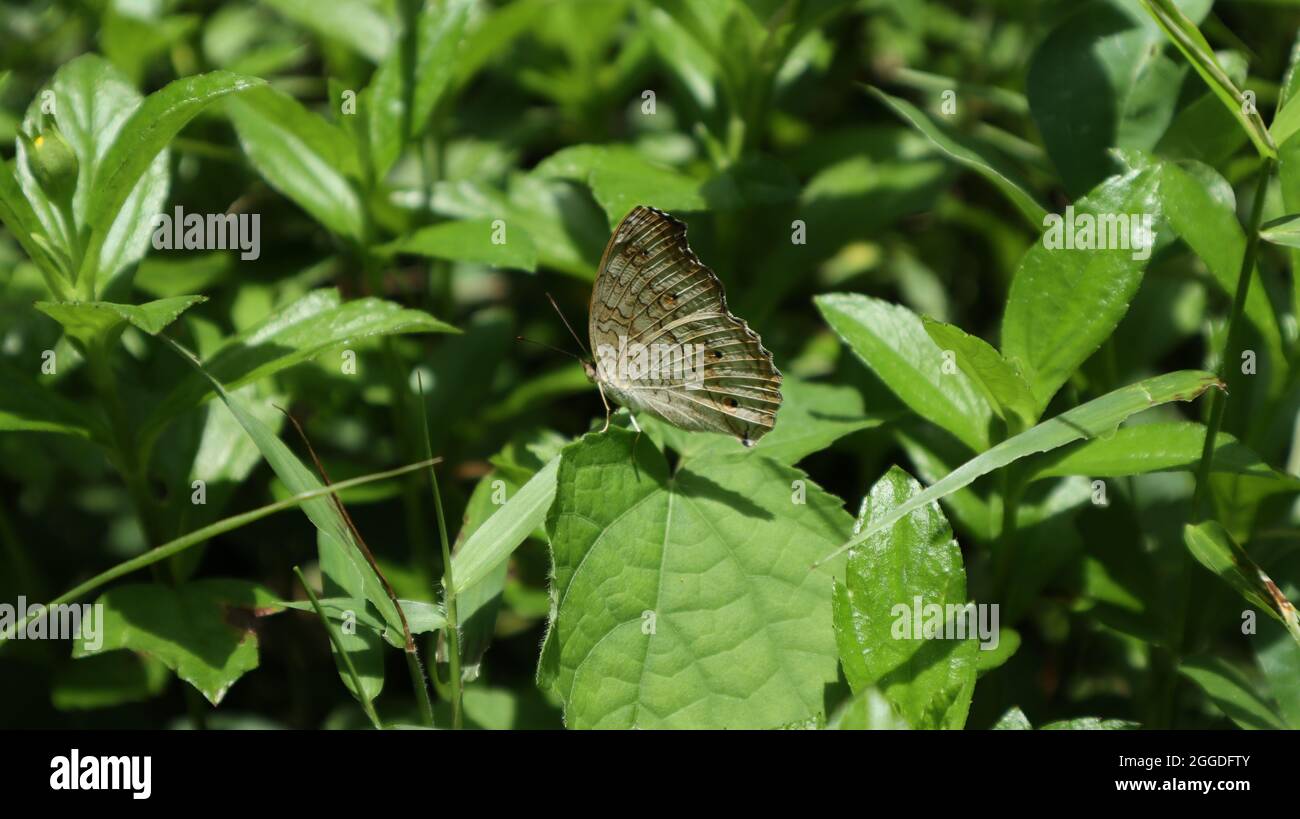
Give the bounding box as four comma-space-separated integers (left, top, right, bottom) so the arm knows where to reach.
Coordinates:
819, 371, 1221, 566
866, 86, 1046, 227
84, 70, 264, 286
832, 466, 978, 729
143, 289, 454, 439
538, 428, 849, 728
225, 86, 364, 239
1000, 164, 1163, 414
817, 293, 992, 452
73, 579, 280, 705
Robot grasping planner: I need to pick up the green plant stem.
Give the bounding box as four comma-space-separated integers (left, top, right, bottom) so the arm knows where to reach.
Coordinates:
294, 566, 384, 730
416, 372, 461, 729
1191, 158, 1274, 518
431, 463, 462, 730
0, 458, 438, 646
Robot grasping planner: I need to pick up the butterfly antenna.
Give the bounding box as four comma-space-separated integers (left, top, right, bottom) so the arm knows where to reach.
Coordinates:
516, 335, 583, 362
545, 292, 590, 359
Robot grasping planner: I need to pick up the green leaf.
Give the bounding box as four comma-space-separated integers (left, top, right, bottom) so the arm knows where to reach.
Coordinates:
993, 707, 1033, 729
832, 466, 978, 729
262, 0, 394, 62
383, 219, 538, 271
1001, 164, 1163, 414
144, 289, 455, 438
827, 688, 910, 730
225, 86, 364, 239
866, 86, 1047, 227
922, 317, 1037, 430
819, 371, 1222, 566
816, 293, 993, 452
31, 54, 171, 295
1027, 422, 1300, 488
538, 428, 849, 728
1183, 521, 1300, 643
1026, 0, 1204, 195
73, 579, 280, 705
367, 0, 473, 176
12, 53, 167, 295
1040, 717, 1138, 730
1271, 93, 1300, 148
429, 173, 607, 278
975, 628, 1021, 676
1138, 0, 1276, 159
451, 455, 559, 595
35, 295, 206, 348
0, 157, 61, 289
52, 651, 170, 711
0, 360, 102, 440
1179, 655, 1287, 729
1259, 213, 1300, 249
316, 530, 384, 703
535, 145, 712, 227
641, 375, 895, 466
84, 71, 264, 285
1156, 159, 1282, 375
163, 339, 408, 642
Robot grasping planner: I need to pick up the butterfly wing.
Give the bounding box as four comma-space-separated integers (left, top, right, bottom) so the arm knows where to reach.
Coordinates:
589, 206, 782, 445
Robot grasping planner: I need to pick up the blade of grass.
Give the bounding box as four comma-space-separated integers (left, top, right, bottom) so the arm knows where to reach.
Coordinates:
278, 408, 435, 728
294, 566, 384, 729
0, 457, 437, 646
814, 370, 1223, 568
416, 373, 461, 729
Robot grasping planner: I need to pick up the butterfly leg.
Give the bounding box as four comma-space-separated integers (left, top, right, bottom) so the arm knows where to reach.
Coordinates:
596, 382, 612, 433
629, 413, 643, 481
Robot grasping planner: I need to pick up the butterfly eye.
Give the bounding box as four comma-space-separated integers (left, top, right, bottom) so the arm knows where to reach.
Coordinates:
723, 397, 739, 409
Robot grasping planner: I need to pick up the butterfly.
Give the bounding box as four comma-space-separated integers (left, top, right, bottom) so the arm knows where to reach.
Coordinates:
576, 205, 782, 447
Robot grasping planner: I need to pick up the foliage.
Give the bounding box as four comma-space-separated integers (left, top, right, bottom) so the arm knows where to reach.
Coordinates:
1, 0, 1298, 731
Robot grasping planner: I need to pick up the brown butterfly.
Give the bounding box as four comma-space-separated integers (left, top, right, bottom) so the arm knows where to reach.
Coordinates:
577, 206, 782, 447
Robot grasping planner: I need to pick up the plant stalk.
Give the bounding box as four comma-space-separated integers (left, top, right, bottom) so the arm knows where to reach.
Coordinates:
1191, 158, 1274, 517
